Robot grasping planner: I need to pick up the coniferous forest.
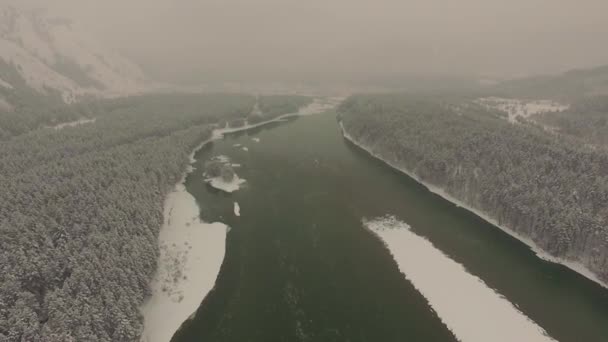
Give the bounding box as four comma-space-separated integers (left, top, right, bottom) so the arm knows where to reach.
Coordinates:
0, 93, 310, 341
339, 94, 608, 284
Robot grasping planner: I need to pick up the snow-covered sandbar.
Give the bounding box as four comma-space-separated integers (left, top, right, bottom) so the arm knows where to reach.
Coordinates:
365, 216, 556, 342
139, 183, 227, 342
206, 175, 247, 193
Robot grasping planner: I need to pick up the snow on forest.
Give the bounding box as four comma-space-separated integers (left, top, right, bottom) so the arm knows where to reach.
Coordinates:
475, 97, 569, 123
339, 96, 608, 289
51, 118, 96, 130
365, 216, 556, 342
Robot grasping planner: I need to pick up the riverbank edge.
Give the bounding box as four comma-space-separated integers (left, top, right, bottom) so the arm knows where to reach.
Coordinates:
140, 98, 337, 342
339, 122, 608, 290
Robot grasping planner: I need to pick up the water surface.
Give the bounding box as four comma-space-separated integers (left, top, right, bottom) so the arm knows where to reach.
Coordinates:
173, 112, 608, 342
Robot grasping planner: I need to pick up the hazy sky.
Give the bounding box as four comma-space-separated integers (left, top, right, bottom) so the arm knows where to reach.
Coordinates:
6, 0, 608, 83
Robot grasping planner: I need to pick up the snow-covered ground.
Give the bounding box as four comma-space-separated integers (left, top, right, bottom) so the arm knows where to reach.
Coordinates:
297, 97, 344, 116
206, 175, 247, 193
139, 183, 227, 342
0, 6, 151, 102
213, 155, 230, 163
475, 97, 569, 123
365, 216, 556, 342
51, 118, 96, 130
341, 122, 608, 290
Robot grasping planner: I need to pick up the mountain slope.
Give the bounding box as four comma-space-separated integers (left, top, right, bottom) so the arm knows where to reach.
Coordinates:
491, 65, 608, 101
0, 6, 149, 104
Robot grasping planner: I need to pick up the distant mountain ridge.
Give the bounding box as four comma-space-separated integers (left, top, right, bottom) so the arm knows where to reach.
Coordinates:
0, 5, 151, 105
492, 64, 608, 101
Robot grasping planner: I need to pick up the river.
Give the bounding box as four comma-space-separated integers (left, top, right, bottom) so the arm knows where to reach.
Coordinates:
171, 111, 608, 342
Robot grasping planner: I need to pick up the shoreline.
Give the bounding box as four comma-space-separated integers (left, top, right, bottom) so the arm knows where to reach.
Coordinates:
365, 216, 556, 342
339, 122, 608, 290
140, 98, 339, 342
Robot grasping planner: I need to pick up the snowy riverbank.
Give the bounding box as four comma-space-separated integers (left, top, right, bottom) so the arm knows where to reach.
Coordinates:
340, 122, 608, 290
365, 216, 556, 342
140, 98, 339, 342
139, 182, 227, 342
51, 117, 96, 130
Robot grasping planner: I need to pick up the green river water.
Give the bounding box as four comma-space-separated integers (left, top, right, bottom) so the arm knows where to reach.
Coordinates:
171, 112, 608, 342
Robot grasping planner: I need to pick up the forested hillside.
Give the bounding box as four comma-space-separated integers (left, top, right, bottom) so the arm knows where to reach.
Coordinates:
0, 93, 310, 341
490, 64, 608, 101
536, 95, 608, 147
338, 94, 608, 284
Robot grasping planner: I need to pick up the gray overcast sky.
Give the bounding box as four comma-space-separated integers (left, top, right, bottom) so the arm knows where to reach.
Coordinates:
6, 0, 608, 83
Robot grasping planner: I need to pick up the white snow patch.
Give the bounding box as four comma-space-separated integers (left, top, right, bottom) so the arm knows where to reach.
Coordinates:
475, 97, 569, 124
139, 183, 227, 342
231, 164, 241, 168
213, 155, 230, 163
296, 97, 343, 116
234, 202, 241, 217
206, 175, 247, 193
365, 216, 556, 342
0, 77, 12, 89
233, 143, 242, 147
242, 146, 249, 152
252, 137, 261, 143
51, 118, 96, 130
341, 122, 608, 290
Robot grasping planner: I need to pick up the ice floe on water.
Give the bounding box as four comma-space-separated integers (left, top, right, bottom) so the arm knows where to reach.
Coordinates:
206, 175, 246, 193
364, 215, 556, 342
213, 155, 230, 163
234, 202, 241, 217
140, 184, 227, 342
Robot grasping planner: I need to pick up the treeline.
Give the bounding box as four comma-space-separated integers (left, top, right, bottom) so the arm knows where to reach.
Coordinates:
0, 93, 303, 341
339, 94, 608, 284
0, 94, 253, 341
0, 60, 89, 139
489, 64, 608, 101
536, 95, 608, 147
256, 95, 312, 120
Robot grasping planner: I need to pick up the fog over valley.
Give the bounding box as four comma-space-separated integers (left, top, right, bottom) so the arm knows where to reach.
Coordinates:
1, 1, 608, 342
4, 0, 608, 84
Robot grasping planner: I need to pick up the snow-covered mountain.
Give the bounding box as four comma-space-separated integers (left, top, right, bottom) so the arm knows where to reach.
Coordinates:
0, 6, 151, 104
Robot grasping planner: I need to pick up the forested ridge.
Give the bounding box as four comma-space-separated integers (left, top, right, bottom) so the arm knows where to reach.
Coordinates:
536, 95, 608, 147
338, 94, 608, 284
0, 93, 310, 341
